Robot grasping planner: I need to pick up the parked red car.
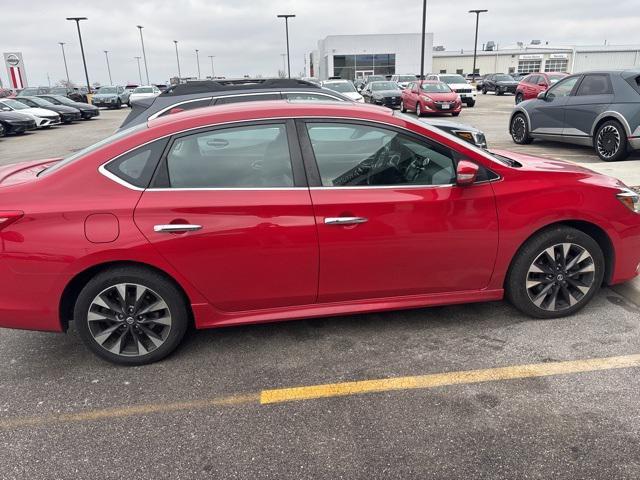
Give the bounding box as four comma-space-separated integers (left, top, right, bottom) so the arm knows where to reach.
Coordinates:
515, 72, 569, 104
401, 80, 462, 116
1, 101, 639, 365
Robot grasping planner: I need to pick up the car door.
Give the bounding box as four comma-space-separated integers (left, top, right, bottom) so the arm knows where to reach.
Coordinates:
298, 120, 499, 303
528, 75, 581, 135
408, 83, 421, 109
134, 120, 319, 312
563, 74, 614, 138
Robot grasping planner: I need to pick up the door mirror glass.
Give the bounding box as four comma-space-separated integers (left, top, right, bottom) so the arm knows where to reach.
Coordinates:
537, 91, 547, 100
456, 160, 479, 186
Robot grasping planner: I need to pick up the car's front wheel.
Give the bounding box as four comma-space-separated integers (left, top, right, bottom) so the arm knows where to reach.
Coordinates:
595, 119, 629, 162
506, 226, 604, 318
515, 93, 524, 104
400, 100, 407, 113
74, 266, 189, 365
416, 103, 423, 117
482, 86, 488, 94
510, 112, 533, 145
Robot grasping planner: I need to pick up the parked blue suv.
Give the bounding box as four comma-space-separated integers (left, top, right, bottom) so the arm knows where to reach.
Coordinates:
509, 69, 640, 161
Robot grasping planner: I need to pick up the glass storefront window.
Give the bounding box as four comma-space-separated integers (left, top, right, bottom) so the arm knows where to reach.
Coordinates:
333, 54, 395, 79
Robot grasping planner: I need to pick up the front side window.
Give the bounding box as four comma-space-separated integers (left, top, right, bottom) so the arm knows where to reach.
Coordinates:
166, 124, 294, 188
306, 122, 455, 187
547, 76, 580, 98
576, 74, 613, 96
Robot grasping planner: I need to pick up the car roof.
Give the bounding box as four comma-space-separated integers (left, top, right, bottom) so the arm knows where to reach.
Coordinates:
148, 100, 392, 131
160, 78, 319, 97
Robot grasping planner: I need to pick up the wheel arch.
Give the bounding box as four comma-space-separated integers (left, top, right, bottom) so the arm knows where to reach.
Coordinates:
504, 220, 614, 289
591, 112, 632, 138
510, 107, 531, 129
59, 260, 194, 331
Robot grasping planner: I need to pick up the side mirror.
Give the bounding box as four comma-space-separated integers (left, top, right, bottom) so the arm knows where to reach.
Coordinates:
537, 82, 547, 87
456, 160, 479, 186
537, 91, 547, 100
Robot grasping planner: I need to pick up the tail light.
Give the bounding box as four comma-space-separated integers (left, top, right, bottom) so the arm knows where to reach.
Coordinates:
0, 211, 23, 231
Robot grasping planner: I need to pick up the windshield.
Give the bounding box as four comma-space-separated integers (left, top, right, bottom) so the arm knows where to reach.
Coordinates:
19, 88, 40, 95
421, 82, 452, 93
396, 76, 416, 82
323, 82, 356, 93
48, 95, 75, 105
134, 87, 154, 93
548, 74, 566, 84
495, 75, 515, 81
1, 99, 29, 110
39, 123, 147, 177
371, 82, 399, 91
99, 87, 118, 94
439, 75, 466, 84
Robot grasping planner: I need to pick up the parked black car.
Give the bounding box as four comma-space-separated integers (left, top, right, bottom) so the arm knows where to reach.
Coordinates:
510, 69, 640, 161
14, 96, 82, 124
16, 86, 51, 96
361, 81, 403, 108
49, 86, 88, 103
0, 110, 37, 134
482, 74, 519, 95
37, 95, 100, 119
119, 78, 351, 130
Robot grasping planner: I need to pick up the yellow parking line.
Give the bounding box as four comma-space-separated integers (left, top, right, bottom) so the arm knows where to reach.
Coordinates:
3, 354, 640, 429
260, 353, 640, 404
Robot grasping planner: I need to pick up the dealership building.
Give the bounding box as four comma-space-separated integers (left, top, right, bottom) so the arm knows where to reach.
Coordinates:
432, 44, 640, 76
310, 33, 433, 81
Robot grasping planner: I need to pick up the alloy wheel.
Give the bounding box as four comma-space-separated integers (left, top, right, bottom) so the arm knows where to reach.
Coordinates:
511, 115, 526, 142
596, 125, 620, 159
526, 243, 596, 312
87, 283, 172, 357
416, 104, 421, 116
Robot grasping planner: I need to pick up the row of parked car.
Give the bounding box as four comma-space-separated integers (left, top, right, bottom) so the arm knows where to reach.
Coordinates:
0, 94, 99, 138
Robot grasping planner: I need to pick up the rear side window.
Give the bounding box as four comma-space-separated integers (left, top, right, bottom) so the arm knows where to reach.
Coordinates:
165, 123, 294, 188
105, 138, 168, 188
157, 98, 212, 118
215, 94, 280, 105
576, 74, 613, 96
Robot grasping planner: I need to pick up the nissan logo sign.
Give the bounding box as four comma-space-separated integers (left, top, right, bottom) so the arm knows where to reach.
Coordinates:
6, 54, 20, 67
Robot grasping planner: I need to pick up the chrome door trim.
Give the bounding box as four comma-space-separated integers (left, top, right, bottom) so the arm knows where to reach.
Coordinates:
153, 224, 203, 233
324, 217, 368, 225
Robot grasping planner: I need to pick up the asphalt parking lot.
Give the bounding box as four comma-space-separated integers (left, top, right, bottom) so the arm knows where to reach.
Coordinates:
2, 98, 640, 479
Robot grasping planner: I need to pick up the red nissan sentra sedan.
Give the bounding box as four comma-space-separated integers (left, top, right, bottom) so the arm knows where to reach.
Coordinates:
1, 101, 639, 365
401, 80, 462, 117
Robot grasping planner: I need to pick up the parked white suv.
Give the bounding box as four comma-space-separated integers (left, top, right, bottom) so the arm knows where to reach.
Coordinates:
391, 74, 417, 89
425, 74, 476, 107
320, 79, 364, 103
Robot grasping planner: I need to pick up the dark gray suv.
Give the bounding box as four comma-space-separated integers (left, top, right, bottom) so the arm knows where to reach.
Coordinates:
510, 69, 640, 161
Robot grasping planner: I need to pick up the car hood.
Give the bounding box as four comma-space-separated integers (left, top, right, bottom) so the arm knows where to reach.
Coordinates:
46, 104, 79, 113
373, 90, 402, 96
423, 92, 459, 101
69, 102, 97, 110
19, 107, 58, 117
342, 92, 363, 101
0, 111, 34, 122
0, 158, 61, 186
490, 149, 624, 187
93, 93, 118, 99
447, 83, 472, 89
422, 118, 480, 132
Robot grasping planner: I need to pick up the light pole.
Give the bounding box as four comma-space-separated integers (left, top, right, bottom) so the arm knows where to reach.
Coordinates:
280, 53, 287, 75
469, 9, 488, 82
208, 55, 215, 79
66, 17, 91, 93
58, 42, 70, 84
195, 49, 201, 79
136, 25, 150, 84
419, 0, 427, 80
134, 56, 143, 85
276, 14, 295, 78
103, 50, 113, 85
173, 40, 181, 79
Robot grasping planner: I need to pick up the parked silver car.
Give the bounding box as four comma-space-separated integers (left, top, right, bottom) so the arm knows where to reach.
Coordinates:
510, 70, 640, 161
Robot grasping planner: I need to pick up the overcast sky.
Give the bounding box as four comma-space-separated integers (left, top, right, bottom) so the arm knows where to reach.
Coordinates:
1, 0, 637, 87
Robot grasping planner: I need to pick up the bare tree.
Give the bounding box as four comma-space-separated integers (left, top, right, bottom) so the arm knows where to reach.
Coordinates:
277, 69, 286, 79
58, 79, 75, 88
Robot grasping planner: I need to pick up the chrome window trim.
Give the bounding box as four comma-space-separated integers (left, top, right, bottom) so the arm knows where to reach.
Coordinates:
99, 114, 504, 191
148, 97, 214, 120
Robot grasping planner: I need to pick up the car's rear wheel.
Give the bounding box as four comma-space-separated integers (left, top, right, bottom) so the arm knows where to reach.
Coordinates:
482, 86, 487, 94
116, 99, 122, 109
515, 93, 524, 104
510, 112, 533, 144
416, 103, 423, 117
400, 100, 407, 113
74, 266, 189, 365
595, 120, 629, 162
506, 226, 604, 318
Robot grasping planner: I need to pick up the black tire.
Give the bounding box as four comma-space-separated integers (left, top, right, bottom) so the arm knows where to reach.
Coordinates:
594, 119, 629, 162
74, 266, 189, 365
466, 99, 475, 107
482, 87, 487, 95
416, 103, 423, 117
452, 112, 460, 117
515, 93, 524, 104
506, 226, 605, 319
510, 112, 533, 145
497, 89, 504, 96
116, 100, 122, 109
400, 100, 407, 113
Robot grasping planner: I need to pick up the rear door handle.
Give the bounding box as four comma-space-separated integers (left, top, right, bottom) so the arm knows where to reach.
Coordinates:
324, 217, 368, 225
154, 224, 203, 233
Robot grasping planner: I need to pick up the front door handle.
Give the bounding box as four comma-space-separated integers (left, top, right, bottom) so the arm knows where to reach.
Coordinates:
324, 217, 368, 226
154, 224, 203, 233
